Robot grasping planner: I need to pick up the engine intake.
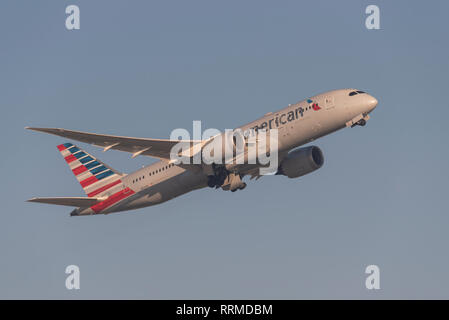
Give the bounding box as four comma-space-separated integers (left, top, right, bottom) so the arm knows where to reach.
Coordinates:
277, 146, 324, 178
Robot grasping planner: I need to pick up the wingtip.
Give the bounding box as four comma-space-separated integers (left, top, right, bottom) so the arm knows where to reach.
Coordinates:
25, 126, 42, 132
25, 127, 64, 134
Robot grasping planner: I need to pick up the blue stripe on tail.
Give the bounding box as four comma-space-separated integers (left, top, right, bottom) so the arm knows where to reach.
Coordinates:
96, 170, 114, 180
79, 156, 94, 164
90, 165, 108, 175
84, 161, 101, 169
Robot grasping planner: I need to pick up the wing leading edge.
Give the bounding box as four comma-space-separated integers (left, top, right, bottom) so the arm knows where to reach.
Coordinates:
26, 127, 202, 161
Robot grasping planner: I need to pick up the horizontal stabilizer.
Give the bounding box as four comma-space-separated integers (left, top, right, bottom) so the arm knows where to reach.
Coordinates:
27, 197, 104, 207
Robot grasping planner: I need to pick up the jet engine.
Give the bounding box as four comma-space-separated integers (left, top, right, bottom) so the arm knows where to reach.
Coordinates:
277, 146, 324, 178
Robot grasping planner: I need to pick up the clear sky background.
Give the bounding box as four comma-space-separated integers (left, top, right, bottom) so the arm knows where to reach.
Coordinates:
1, 0, 448, 299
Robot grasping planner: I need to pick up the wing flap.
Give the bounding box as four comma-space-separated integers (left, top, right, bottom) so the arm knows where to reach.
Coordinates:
27, 197, 103, 207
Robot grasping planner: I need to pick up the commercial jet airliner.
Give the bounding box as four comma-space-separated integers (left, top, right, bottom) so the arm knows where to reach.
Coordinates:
27, 88, 378, 216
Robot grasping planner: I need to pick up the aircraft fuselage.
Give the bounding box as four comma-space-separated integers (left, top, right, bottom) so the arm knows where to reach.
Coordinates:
73, 88, 377, 215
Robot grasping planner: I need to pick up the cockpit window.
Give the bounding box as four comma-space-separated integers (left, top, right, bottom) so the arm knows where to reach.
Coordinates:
356, 90, 366, 94
349, 91, 358, 96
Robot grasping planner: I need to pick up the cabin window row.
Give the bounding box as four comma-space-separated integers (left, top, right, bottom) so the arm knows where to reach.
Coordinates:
132, 164, 175, 183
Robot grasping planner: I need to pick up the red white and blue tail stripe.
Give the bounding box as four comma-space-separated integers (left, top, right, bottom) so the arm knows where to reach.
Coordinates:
57, 142, 125, 199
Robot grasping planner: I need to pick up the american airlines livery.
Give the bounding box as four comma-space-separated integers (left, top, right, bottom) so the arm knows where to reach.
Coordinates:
27, 88, 378, 216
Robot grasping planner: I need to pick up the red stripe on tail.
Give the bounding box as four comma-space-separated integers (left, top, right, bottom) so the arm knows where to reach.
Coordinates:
80, 175, 98, 188
72, 165, 88, 176
64, 154, 77, 163
87, 179, 122, 197
91, 187, 135, 214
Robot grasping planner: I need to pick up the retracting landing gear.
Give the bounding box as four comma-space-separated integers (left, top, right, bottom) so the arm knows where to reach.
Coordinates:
231, 182, 247, 192
207, 164, 228, 189
222, 172, 246, 192
207, 164, 246, 192
346, 113, 370, 128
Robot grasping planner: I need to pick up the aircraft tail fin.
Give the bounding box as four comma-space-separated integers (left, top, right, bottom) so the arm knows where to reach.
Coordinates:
56, 142, 125, 197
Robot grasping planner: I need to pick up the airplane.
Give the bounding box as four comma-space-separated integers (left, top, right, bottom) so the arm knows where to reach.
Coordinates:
26, 88, 378, 216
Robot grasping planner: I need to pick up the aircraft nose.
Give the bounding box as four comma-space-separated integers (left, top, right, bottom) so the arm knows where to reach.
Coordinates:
367, 95, 378, 111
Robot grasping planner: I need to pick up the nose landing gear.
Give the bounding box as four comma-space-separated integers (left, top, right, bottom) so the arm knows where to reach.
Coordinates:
346, 114, 370, 128
353, 119, 366, 127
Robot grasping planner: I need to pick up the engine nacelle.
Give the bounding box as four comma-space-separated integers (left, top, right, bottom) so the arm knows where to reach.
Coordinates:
277, 146, 324, 178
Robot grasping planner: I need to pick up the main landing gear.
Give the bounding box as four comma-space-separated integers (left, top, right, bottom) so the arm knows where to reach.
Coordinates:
230, 182, 247, 192
207, 164, 228, 189
207, 164, 246, 192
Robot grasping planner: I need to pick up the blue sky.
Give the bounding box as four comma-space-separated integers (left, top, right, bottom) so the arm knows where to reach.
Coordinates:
1, 0, 449, 298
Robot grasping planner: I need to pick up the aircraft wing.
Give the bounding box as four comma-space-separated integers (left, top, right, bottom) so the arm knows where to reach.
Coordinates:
27, 197, 102, 207
26, 127, 201, 161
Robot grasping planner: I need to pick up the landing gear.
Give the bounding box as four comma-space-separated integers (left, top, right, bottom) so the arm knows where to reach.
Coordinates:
207, 165, 247, 192
351, 118, 367, 128
231, 182, 247, 192
347, 114, 370, 128
207, 176, 216, 188
207, 164, 229, 189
